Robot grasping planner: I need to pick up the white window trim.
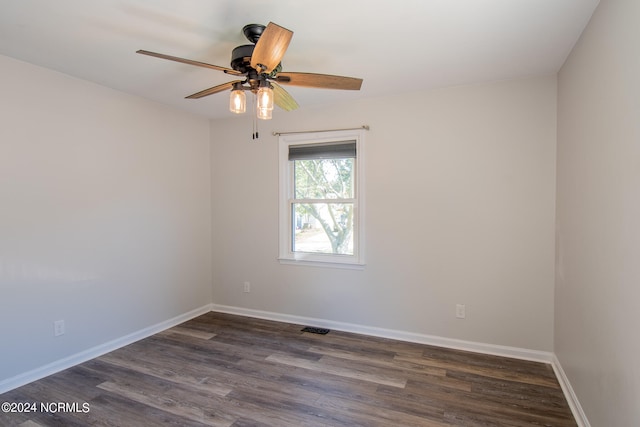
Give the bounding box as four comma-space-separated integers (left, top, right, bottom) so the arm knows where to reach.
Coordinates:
278, 129, 365, 269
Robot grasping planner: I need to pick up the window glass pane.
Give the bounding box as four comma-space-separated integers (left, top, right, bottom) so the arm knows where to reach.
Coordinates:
294, 158, 354, 199
293, 202, 354, 255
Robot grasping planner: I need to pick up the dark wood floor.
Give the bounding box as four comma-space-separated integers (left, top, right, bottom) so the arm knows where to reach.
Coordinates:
1, 312, 577, 426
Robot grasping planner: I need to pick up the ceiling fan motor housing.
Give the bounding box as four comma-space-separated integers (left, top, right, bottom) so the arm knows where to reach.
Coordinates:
230, 44, 254, 73
231, 43, 283, 79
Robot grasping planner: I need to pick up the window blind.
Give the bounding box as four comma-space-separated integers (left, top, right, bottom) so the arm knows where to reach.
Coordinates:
288, 141, 356, 160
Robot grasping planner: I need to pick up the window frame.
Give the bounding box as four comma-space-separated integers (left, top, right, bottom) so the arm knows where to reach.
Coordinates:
278, 129, 365, 269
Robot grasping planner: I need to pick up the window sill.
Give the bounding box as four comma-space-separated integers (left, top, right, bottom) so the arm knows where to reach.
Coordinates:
278, 258, 365, 270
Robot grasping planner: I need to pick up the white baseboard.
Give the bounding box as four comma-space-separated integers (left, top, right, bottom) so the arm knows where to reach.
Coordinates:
0, 303, 213, 395
551, 354, 591, 427
210, 304, 554, 363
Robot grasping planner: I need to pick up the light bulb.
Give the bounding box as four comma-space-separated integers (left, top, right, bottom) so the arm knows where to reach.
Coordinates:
229, 88, 246, 114
257, 85, 274, 111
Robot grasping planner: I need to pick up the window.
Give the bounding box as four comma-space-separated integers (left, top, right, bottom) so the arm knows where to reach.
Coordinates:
279, 129, 365, 268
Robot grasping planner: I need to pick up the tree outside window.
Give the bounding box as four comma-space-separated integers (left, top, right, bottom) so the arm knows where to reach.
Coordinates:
293, 157, 354, 255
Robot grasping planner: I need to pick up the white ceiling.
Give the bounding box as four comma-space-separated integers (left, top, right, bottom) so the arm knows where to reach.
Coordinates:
0, 0, 599, 120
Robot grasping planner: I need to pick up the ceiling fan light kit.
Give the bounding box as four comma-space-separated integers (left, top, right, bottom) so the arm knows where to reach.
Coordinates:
137, 21, 363, 123
257, 79, 274, 112
229, 82, 246, 114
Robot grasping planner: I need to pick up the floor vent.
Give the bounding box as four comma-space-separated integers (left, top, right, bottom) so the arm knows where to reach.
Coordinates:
301, 327, 330, 335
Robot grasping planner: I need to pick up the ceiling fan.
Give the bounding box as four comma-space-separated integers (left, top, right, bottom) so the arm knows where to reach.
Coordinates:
137, 22, 363, 120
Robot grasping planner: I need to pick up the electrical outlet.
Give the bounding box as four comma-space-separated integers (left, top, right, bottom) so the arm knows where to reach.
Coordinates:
456, 304, 466, 319
54, 320, 65, 336
243, 281, 250, 293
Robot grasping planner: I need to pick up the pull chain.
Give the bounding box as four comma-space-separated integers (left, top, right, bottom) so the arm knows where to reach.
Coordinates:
251, 93, 259, 140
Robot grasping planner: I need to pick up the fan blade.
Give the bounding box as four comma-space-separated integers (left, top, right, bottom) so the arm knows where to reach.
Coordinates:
272, 82, 299, 111
186, 80, 242, 99
250, 22, 293, 74
137, 50, 242, 75
276, 72, 363, 90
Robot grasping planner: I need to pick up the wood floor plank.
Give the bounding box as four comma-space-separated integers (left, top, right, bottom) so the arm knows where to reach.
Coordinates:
392, 381, 572, 427
0, 312, 577, 426
160, 325, 217, 340
394, 353, 560, 388
95, 352, 233, 397
307, 344, 453, 390
315, 392, 451, 427
278, 367, 380, 400
84, 392, 212, 427
96, 381, 235, 427
266, 352, 408, 388
220, 395, 333, 427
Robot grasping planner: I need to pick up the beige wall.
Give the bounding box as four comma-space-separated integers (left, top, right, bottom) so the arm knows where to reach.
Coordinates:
556, 0, 640, 425
0, 55, 212, 382
211, 75, 557, 351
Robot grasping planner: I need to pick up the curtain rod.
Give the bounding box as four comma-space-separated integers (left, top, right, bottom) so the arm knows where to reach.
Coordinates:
272, 125, 370, 136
